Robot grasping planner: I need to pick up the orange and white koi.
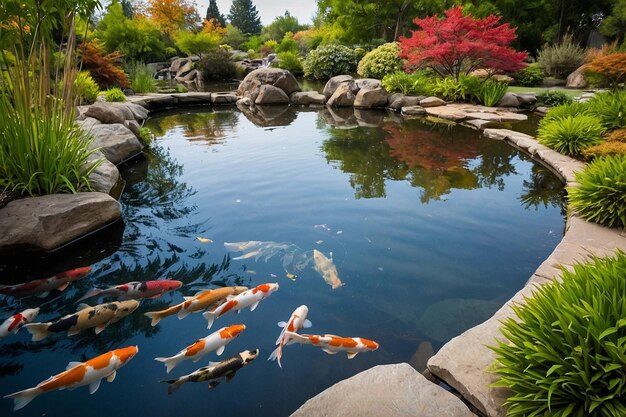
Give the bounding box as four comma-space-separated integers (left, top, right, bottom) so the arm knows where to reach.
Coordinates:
0, 267, 91, 298
268, 305, 312, 368
203, 283, 279, 329
78, 280, 183, 302
144, 286, 248, 326
313, 250, 343, 289
0, 308, 39, 338
284, 332, 379, 359
155, 324, 246, 373
4, 346, 138, 410
24, 300, 139, 341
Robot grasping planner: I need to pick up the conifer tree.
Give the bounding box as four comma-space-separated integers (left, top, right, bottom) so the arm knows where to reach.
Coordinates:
206, 0, 226, 27
228, 0, 262, 35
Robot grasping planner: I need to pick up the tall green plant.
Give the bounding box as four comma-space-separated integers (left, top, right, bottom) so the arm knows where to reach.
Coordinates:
0, 0, 101, 196
490, 252, 626, 417
476, 80, 508, 107
586, 91, 626, 130
128, 62, 157, 93
537, 115, 605, 156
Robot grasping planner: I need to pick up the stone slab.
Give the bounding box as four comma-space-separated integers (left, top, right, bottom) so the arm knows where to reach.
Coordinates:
425, 106, 467, 121
90, 123, 143, 165
291, 363, 476, 417
170, 92, 213, 105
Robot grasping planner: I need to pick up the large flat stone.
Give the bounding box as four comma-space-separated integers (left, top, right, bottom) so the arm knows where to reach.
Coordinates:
90, 123, 143, 165
425, 106, 467, 121
291, 363, 475, 417
0, 193, 121, 251
290, 91, 326, 106
171, 92, 213, 105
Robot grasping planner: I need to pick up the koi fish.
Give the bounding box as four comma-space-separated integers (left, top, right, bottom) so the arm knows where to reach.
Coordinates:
203, 283, 279, 329
160, 349, 258, 394
155, 324, 246, 374
268, 305, 312, 368
313, 249, 343, 289
4, 346, 138, 410
0, 308, 40, 338
25, 300, 139, 341
78, 280, 183, 302
284, 332, 379, 359
143, 286, 248, 326
0, 267, 92, 298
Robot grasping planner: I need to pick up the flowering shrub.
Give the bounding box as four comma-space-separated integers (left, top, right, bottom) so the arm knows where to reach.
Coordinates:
357, 42, 402, 79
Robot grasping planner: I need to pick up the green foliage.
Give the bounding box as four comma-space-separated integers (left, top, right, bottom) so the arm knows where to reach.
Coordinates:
490, 252, 626, 417
476, 80, 508, 106
512, 63, 544, 87
228, 0, 262, 35
175, 84, 188, 93
537, 33, 586, 79
586, 91, 626, 130
138, 127, 153, 145
73, 71, 100, 105
537, 115, 605, 156
274, 51, 303, 76
432, 75, 481, 102
381, 71, 434, 96
276, 32, 299, 54
263, 11, 304, 41
242, 35, 266, 52
104, 87, 127, 102
569, 156, 626, 228
206, 0, 226, 27
542, 102, 591, 123
223, 24, 246, 49
303, 44, 359, 80
537, 90, 573, 106
174, 30, 221, 58
197, 47, 236, 80
356, 42, 402, 80
128, 63, 157, 94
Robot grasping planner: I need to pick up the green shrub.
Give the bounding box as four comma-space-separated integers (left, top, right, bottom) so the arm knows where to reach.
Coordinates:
586, 91, 626, 130
73, 71, 100, 105
537, 90, 573, 106
381, 71, 434, 96
490, 252, 626, 417
356, 42, 402, 80
138, 127, 153, 145
569, 155, 626, 228
276, 32, 298, 54
537, 33, 586, 78
512, 63, 544, 87
198, 47, 236, 80
476, 80, 508, 106
432, 75, 480, 102
128, 62, 157, 94
104, 87, 127, 102
537, 115, 605, 156
273, 51, 303, 76
541, 102, 591, 123
303, 44, 358, 80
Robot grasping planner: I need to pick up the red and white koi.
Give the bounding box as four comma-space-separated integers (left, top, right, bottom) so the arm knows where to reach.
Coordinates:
24, 300, 139, 341
4, 346, 138, 410
268, 305, 312, 368
144, 286, 248, 326
0, 308, 40, 338
0, 267, 91, 298
284, 332, 379, 359
78, 280, 183, 302
155, 324, 246, 373
203, 283, 279, 329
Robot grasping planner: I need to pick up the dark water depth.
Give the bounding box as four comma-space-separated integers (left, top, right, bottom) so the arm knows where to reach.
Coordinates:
0, 107, 565, 416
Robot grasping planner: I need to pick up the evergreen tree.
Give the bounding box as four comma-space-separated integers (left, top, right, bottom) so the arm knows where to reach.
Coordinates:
206, 0, 226, 27
228, 0, 262, 35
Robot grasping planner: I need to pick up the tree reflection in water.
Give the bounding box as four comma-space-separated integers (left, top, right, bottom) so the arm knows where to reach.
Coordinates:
520, 164, 566, 214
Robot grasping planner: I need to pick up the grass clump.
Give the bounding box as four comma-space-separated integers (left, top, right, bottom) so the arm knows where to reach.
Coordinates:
104, 87, 126, 102
537, 90, 573, 107
73, 71, 100, 104
568, 155, 626, 228
138, 127, 153, 145
129, 62, 157, 94
586, 91, 626, 130
490, 251, 626, 417
541, 102, 591, 123
537, 115, 605, 156
477, 80, 508, 107
381, 71, 434, 96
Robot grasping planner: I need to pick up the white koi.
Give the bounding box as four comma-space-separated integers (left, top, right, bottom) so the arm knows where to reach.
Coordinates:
155, 324, 246, 374
0, 308, 39, 338
202, 283, 279, 329
268, 305, 312, 368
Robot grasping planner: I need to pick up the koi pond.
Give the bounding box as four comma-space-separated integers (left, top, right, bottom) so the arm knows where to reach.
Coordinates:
0, 107, 565, 416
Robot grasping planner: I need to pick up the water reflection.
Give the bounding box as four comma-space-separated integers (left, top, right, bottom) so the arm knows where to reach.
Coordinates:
237, 103, 298, 127
520, 164, 566, 212
148, 109, 238, 145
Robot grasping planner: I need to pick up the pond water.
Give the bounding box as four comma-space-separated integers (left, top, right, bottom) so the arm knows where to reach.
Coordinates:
0, 107, 565, 416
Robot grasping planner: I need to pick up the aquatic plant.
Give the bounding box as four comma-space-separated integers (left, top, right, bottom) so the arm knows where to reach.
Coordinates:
490, 252, 626, 417
537, 115, 605, 156
568, 155, 626, 228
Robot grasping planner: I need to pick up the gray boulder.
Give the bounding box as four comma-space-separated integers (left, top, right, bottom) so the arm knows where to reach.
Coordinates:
291, 363, 475, 417
76, 117, 102, 132
87, 151, 120, 195
237, 68, 300, 102
85, 102, 132, 124
496, 92, 520, 108
255, 84, 290, 105
401, 105, 427, 116
566, 64, 588, 88
212, 92, 238, 104
290, 91, 326, 106
420, 97, 446, 107
120, 102, 149, 122
323, 75, 358, 99
388, 95, 421, 110
0, 193, 121, 251
327, 83, 357, 107
90, 123, 143, 165
354, 86, 388, 108
356, 78, 381, 90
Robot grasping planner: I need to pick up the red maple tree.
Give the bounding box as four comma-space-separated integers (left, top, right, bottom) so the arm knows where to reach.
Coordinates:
399, 6, 527, 79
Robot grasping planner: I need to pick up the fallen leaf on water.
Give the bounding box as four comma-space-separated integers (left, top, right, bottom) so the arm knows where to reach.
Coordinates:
336, 230, 343, 235
196, 237, 213, 243
245, 270, 257, 275
315, 240, 324, 244
270, 273, 277, 278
